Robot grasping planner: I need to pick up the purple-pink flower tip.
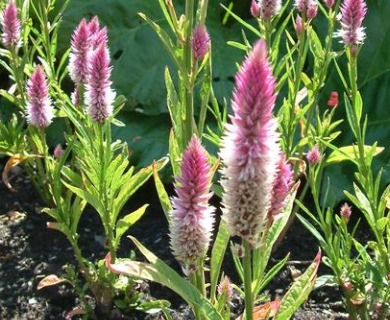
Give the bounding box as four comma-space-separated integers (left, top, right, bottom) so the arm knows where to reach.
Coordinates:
69, 18, 91, 85
337, 0, 367, 45
324, 0, 335, 9
220, 40, 280, 245
169, 136, 214, 270
85, 43, 115, 122
26, 65, 54, 128
258, 0, 282, 20
306, 145, 322, 165
295, 0, 318, 19
191, 24, 210, 62
1, 1, 21, 49
340, 203, 352, 222
250, 0, 261, 18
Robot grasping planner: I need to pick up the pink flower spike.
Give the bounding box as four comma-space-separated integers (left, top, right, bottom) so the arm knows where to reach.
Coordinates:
26, 65, 54, 128
258, 0, 282, 20
306, 145, 321, 165
191, 24, 210, 62
268, 153, 293, 220
169, 136, 215, 271
220, 40, 280, 245
91, 26, 108, 49
88, 16, 100, 36
69, 18, 91, 85
1, 1, 21, 49
53, 144, 63, 158
85, 43, 115, 122
337, 0, 367, 45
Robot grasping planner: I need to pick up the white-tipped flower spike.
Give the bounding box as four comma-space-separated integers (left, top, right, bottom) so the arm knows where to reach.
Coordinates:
26, 65, 54, 128
1, 1, 21, 49
220, 40, 280, 246
169, 136, 215, 272
337, 0, 367, 45
259, 0, 282, 20
85, 43, 115, 122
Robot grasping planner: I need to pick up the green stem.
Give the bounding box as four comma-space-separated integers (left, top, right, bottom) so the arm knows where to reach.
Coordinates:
243, 240, 253, 320
182, 0, 195, 149
190, 271, 202, 320
9, 47, 26, 105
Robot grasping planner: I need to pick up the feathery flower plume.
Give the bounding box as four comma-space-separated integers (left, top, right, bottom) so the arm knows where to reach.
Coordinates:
337, 0, 367, 45
306, 145, 321, 165
258, 0, 282, 20
268, 153, 293, 219
295, 0, 318, 19
217, 276, 233, 302
169, 136, 214, 271
220, 40, 280, 245
91, 26, 108, 49
26, 65, 54, 128
1, 1, 21, 49
191, 24, 210, 62
69, 19, 91, 85
85, 43, 115, 122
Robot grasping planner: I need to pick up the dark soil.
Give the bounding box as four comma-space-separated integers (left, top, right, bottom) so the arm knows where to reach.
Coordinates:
0, 163, 350, 320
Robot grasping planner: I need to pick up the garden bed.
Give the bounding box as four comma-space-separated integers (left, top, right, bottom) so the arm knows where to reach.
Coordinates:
0, 163, 350, 319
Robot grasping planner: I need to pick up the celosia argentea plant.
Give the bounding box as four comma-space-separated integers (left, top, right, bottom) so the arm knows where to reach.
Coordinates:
0, 0, 167, 317
105, 39, 321, 320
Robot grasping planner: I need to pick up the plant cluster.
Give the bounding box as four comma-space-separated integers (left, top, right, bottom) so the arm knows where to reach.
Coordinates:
0, 0, 388, 319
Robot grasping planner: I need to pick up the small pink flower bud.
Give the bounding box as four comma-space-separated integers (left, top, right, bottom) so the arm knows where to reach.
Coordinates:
169, 136, 215, 270
26, 65, 54, 128
306, 145, 321, 165
1, 1, 21, 49
250, 0, 261, 18
217, 276, 233, 302
85, 43, 115, 122
191, 24, 210, 62
53, 144, 64, 158
295, 15, 304, 35
324, 0, 335, 9
220, 40, 280, 245
340, 203, 352, 222
337, 0, 367, 45
306, 3, 318, 19
342, 280, 354, 291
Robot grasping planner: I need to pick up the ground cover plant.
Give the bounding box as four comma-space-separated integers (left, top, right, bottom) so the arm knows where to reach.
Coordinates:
0, 0, 390, 319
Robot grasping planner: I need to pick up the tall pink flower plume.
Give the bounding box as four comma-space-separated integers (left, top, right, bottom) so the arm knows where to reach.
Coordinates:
1, 1, 21, 49
191, 24, 210, 62
337, 0, 367, 45
69, 19, 91, 85
268, 153, 293, 219
295, 0, 318, 19
26, 65, 54, 128
169, 136, 214, 272
85, 43, 115, 122
220, 40, 280, 245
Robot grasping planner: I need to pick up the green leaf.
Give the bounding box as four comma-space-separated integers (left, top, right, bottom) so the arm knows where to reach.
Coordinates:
153, 161, 172, 221
210, 220, 230, 303
108, 237, 223, 320
274, 250, 321, 320
115, 204, 148, 249
324, 145, 384, 166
